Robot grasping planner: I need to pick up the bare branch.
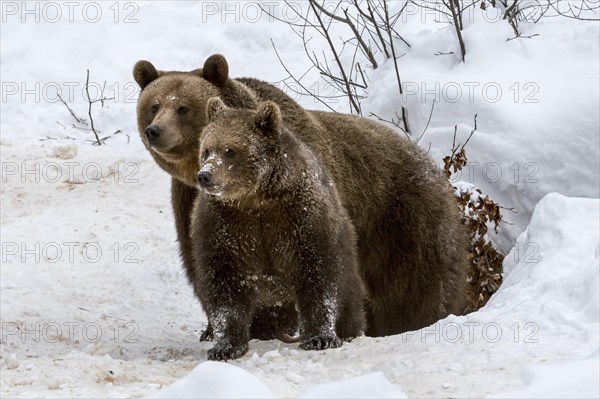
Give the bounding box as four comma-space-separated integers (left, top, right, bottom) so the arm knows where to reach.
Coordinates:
383, 0, 410, 133
445, 0, 467, 61
271, 40, 338, 113
443, 114, 479, 178
417, 101, 436, 143
369, 112, 409, 138
309, 0, 361, 114
57, 94, 84, 124
84, 69, 102, 146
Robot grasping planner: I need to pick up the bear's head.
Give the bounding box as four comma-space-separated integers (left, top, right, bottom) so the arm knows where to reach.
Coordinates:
196, 97, 282, 200
133, 54, 257, 186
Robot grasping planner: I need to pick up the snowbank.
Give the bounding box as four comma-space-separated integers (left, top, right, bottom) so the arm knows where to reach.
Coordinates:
490, 353, 600, 398
363, 16, 600, 252
152, 364, 408, 399
297, 372, 407, 398
151, 362, 275, 399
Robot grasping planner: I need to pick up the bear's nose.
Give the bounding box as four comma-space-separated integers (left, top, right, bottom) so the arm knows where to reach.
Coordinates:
197, 171, 213, 187
144, 125, 161, 142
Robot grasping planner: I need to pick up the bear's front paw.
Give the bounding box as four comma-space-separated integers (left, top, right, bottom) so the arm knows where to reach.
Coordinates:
207, 339, 249, 361
199, 324, 214, 342
299, 335, 342, 351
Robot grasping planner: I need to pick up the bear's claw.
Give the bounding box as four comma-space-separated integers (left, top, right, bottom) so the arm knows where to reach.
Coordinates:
199, 325, 214, 342
207, 340, 248, 361
299, 335, 342, 351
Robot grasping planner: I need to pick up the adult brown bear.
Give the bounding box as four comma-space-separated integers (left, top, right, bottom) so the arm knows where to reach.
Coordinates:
133, 54, 468, 338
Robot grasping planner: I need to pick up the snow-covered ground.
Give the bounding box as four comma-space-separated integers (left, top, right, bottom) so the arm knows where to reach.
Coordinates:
1, 1, 599, 398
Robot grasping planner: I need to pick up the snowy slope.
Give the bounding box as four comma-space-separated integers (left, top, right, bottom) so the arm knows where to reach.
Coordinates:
1, 1, 599, 398
148, 193, 599, 399
356, 10, 600, 252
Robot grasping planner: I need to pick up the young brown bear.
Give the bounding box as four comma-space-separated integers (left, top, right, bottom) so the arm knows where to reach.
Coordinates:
133, 54, 468, 339
191, 98, 366, 361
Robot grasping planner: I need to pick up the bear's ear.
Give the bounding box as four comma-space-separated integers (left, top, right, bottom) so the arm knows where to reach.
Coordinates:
202, 54, 229, 87
206, 97, 228, 122
254, 101, 281, 133
133, 60, 160, 90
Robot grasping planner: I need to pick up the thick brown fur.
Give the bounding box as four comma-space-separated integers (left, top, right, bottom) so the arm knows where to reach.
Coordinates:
191, 99, 366, 360
133, 54, 468, 339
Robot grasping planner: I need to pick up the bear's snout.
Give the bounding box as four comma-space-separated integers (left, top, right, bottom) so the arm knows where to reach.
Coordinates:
197, 171, 213, 187
144, 124, 162, 143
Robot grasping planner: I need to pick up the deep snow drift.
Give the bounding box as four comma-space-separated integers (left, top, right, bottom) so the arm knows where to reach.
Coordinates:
1, 1, 599, 398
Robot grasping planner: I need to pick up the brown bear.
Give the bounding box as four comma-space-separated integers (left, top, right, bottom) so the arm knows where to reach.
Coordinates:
133, 54, 468, 338
133, 56, 299, 341
191, 98, 366, 360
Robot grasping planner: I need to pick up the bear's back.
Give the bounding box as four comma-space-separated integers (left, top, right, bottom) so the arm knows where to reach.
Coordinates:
284, 110, 468, 332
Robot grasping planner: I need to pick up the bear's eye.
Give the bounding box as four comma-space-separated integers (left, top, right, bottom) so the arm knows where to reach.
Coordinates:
224, 149, 236, 158
202, 149, 210, 160
178, 106, 189, 115
150, 104, 160, 114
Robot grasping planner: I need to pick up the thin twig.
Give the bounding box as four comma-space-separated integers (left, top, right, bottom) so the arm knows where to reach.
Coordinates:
383, 0, 409, 133
57, 94, 84, 124
370, 112, 410, 138
39, 135, 76, 142
506, 33, 540, 41
98, 129, 123, 143
417, 101, 436, 143
355, 0, 390, 58
444, 0, 467, 62
271, 40, 338, 113
85, 69, 102, 145
309, 0, 361, 114
461, 114, 478, 151
71, 124, 94, 131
